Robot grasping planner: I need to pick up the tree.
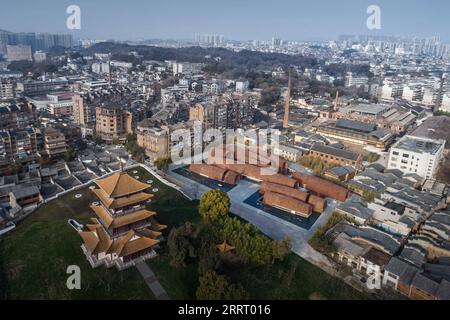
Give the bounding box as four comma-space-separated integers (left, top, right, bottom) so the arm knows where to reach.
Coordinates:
196, 271, 248, 300
65, 147, 76, 162
220, 216, 291, 265
198, 190, 230, 222
124, 134, 145, 163
154, 157, 171, 172
167, 222, 200, 268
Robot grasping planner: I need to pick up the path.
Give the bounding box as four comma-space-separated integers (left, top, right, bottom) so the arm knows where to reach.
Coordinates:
135, 262, 170, 300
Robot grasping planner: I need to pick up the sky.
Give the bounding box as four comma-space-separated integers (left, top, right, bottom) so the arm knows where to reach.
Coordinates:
1, 0, 449, 42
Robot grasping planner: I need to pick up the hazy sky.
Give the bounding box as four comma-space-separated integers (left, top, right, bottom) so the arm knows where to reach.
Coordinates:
1, 0, 449, 42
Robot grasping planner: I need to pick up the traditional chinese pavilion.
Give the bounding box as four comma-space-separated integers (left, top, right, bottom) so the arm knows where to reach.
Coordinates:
79, 168, 167, 270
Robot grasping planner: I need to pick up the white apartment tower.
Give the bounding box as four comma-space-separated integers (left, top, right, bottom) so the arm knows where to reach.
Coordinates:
387, 135, 445, 179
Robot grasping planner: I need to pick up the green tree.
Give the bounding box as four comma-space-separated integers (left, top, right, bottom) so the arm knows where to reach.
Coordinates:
220, 216, 291, 265
64, 147, 76, 162
167, 222, 200, 268
154, 157, 171, 172
198, 190, 230, 222
196, 271, 248, 300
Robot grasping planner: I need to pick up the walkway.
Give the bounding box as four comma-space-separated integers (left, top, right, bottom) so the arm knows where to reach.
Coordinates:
135, 262, 170, 300
167, 167, 335, 269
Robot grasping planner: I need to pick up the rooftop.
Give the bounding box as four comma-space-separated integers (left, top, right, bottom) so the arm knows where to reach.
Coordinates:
347, 104, 390, 116
335, 119, 377, 133
311, 143, 361, 161
392, 135, 445, 155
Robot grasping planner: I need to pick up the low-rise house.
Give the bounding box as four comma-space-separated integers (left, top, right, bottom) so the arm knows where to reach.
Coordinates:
368, 201, 423, 237
272, 144, 304, 162
309, 143, 363, 167
325, 166, 356, 182
384, 257, 421, 296
422, 179, 447, 197
336, 200, 373, 225
9, 185, 42, 209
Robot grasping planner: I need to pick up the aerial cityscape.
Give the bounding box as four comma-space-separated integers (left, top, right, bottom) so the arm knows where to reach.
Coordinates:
0, 0, 450, 306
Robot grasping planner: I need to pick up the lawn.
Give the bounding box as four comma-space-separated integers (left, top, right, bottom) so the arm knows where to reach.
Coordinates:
0, 166, 198, 300
236, 254, 366, 300
0, 166, 364, 300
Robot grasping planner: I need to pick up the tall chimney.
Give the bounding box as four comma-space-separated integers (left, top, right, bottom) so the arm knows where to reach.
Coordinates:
283, 67, 292, 129
334, 90, 339, 111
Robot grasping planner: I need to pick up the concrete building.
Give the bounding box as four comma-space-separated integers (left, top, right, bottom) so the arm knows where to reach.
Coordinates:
43, 127, 67, 160
72, 94, 92, 125
95, 106, 132, 143
272, 144, 304, 162
46, 92, 76, 116
387, 135, 445, 179
0, 78, 15, 100
345, 72, 369, 88
0, 128, 38, 169
33, 50, 47, 63
6, 45, 32, 62
235, 80, 249, 93
136, 121, 169, 160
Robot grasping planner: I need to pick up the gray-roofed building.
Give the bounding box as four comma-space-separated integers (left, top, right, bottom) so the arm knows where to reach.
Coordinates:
9, 185, 42, 209
384, 257, 420, 295
410, 273, 439, 300
325, 165, 356, 182
436, 279, 450, 300
336, 200, 373, 225
310, 143, 363, 167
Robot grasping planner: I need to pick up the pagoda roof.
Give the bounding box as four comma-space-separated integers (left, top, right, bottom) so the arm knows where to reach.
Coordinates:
90, 204, 156, 229
94, 171, 150, 198
92, 188, 153, 209
148, 217, 167, 232
216, 241, 235, 253
136, 228, 162, 239
79, 228, 159, 258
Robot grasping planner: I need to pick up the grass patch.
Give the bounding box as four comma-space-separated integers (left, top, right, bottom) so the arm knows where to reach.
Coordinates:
237, 253, 366, 300
0, 166, 198, 299
308, 212, 344, 255
0, 166, 365, 300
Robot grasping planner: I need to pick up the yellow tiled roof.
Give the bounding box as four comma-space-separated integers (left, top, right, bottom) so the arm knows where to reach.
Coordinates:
92, 188, 153, 209
79, 227, 159, 258
149, 217, 167, 231
216, 241, 235, 253
120, 237, 160, 257
95, 171, 150, 198
90, 204, 156, 229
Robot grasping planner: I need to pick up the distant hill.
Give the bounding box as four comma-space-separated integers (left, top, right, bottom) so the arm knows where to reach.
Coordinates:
84, 42, 318, 73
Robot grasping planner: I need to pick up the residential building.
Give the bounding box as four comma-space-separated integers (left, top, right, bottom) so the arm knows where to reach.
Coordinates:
136, 121, 169, 160
6, 44, 32, 62
387, 135, 445, 179
43, 127, 67, 160
0, 78, 15, 100
95, 106, 132, 143
272, 144, 304, 162
72, 94, 93, 125
0, 128, 38, 169
345, 72, 369, 88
